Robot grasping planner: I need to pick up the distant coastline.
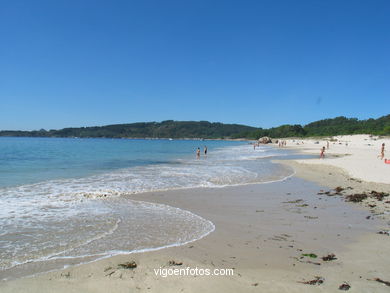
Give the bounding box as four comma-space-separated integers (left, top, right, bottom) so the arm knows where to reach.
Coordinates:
1, 115, 389, 139
0, 120, 256, 140
0, 136, 252, 142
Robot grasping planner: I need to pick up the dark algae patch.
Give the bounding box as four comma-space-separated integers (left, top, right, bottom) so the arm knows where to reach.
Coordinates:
118, 261, 137, 269
339, 282, 351, 290
298, 276, 324, 285
322, 254, 337, 261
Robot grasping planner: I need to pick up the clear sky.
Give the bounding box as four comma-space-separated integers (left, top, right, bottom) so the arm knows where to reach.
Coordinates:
0, 0, 389, 130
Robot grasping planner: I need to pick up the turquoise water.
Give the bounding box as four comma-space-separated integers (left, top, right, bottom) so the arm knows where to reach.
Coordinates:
0, 137, 294, 279
0, 137, 244, 188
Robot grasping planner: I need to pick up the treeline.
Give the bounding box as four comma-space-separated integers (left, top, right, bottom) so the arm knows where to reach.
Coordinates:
232, 115, 390, 139
0, 120, 257, 139
1, 115, 389, 139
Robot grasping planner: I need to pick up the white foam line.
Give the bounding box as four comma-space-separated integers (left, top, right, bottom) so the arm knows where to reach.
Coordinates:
2, 204, 215, 281
80, 163, 296, 197
1, 167, 295, 280
117, 165, 297, 194
3, 218, 122, 271
1, 145, 296, 280
203, 167, 297, 189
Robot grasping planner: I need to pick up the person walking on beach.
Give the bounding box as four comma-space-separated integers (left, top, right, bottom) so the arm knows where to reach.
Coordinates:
378, 143, 385, 160
196, 147, 201, 159
327, 141, 329, 149
320, 146, 325, 159
204, 146, 208, 156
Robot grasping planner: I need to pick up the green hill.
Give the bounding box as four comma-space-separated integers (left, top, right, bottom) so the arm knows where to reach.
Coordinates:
232, 115, 390, 139
1, 115, 389, 139
0, 120, 258, 139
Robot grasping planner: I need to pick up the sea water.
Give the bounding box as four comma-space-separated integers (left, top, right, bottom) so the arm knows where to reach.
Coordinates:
0, 137, 294, 279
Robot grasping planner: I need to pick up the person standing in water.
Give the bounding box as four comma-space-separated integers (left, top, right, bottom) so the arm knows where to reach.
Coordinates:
320, 146, 325, 159
204, 146, 208, 156
196, 147, 201, 159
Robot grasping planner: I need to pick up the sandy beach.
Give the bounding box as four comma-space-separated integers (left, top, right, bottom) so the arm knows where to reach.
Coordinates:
278, 134, 390, 184
2, 0, 389, 291
1, 135, 389, 293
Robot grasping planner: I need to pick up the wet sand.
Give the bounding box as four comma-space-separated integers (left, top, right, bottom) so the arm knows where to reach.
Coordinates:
1, 162, 389, 292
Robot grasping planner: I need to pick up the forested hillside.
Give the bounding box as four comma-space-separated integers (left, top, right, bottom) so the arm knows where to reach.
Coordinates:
232, 115, 390, 139
1, 115, 389, 139
0, 121, 257, 139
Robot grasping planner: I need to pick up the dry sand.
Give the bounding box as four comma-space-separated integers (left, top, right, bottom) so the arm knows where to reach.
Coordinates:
1, 135, 389, 293
279, 134, 390, 184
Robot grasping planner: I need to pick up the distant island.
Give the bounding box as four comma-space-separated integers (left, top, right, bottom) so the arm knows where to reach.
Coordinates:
1, 115, 389, 139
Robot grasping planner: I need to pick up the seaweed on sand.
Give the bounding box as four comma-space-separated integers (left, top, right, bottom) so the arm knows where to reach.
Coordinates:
371, 278, 390, 287
322, 253, 337, 261
377, 230, 390, 236
346, 193, 368, 202
283, 199, 303, 204
118, 261, 137, 269
298, 276, 324, 285
339, 282, 351, 290
168, 260, 183, 266
369, 191, 389, 201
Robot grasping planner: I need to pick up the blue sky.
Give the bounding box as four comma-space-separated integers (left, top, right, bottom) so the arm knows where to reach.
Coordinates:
0, 0, 389, 130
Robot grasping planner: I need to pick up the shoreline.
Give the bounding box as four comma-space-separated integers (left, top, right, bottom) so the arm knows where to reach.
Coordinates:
0, 167, 297, 282
0, 136, 253, 142
1, 136, 389, 292
274, 134, 390, 184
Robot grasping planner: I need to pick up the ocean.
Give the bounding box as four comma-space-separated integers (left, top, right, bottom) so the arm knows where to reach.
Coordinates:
0, 137, 294, 279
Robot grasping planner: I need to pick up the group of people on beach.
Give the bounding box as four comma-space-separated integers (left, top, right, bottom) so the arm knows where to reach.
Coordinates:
196, 146, 207, 159
250, 138, 387, 163
320, 141, 387, 162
